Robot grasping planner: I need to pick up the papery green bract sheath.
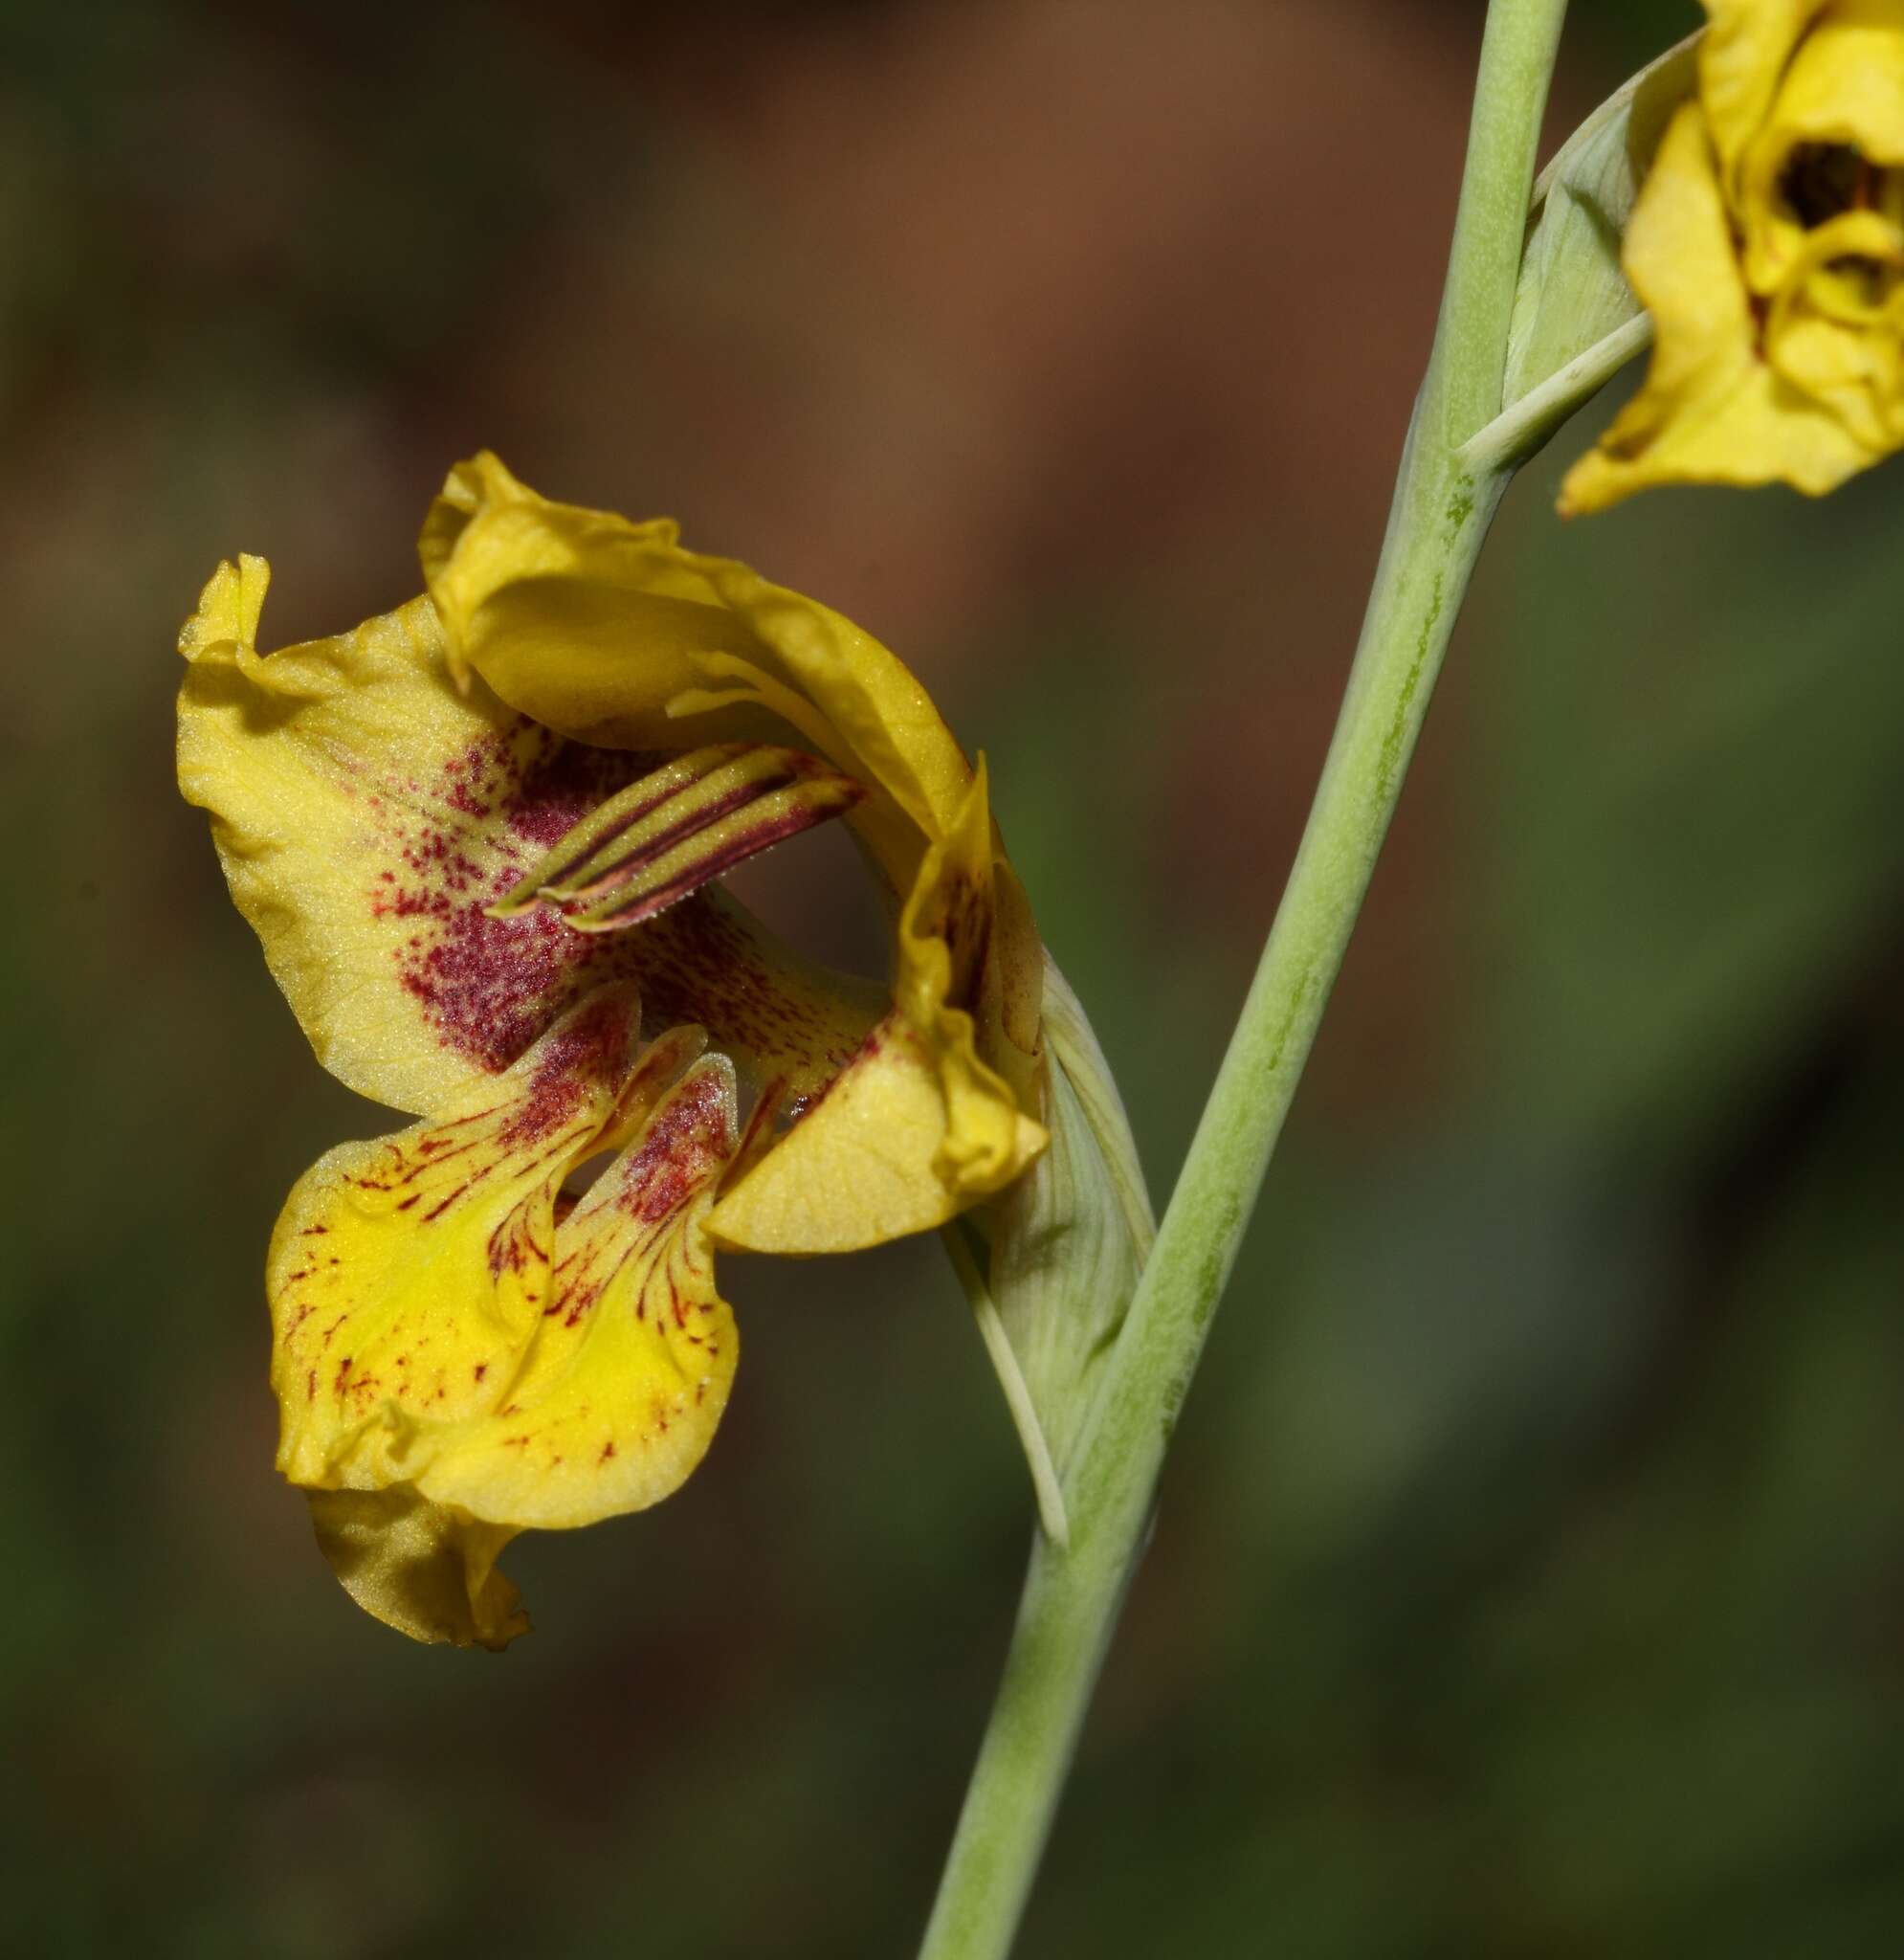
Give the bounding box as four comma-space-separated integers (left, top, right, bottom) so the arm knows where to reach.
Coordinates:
1503, 36, 1699, 412
949, 956, 1154, 1543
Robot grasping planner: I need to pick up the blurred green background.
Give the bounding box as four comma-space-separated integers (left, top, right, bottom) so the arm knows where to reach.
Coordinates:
8, 1, 1903, 1952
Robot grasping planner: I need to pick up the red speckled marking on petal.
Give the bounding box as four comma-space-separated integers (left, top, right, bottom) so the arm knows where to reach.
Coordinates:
615, 1063, 737, 1226
380, 728, 657, 1072
365, 724, 871, 1097
270, 993, 644, 1492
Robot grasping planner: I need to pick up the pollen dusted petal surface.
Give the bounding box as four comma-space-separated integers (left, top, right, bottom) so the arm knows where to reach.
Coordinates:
411, 1055, 742, 1530
271, 991, 638, 1493
176, 563, 875, 1110
711, 767, 1046, 1256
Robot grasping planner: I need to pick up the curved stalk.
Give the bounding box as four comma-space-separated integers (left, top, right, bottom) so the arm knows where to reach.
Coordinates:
918, 4, 1571, 1954
1457, 311, 1654, 474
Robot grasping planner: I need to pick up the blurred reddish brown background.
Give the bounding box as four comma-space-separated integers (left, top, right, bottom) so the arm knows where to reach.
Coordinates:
11, 3, 1904, 1954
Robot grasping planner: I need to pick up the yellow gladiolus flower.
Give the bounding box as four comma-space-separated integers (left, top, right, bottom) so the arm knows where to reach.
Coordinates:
1561, 0, 1904, 513
178, 455, 1050, 1648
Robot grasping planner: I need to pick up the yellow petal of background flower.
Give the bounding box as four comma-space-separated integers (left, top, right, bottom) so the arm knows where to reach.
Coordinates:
307, 1487, 528, 1651
410, 1054, 742, 1530
177, 562, 877, 1110
1700, 0, 1832, 176
419, 453, 972, 891
1738, 0, 1904, 294
1767, 210, 1904, 447
710, 766, 1046, 1255
271, 991, 638, 1493
1561, 104, 1872, 513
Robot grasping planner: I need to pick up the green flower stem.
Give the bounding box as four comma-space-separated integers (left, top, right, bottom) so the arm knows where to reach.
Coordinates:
918, 3, 1569, 1954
